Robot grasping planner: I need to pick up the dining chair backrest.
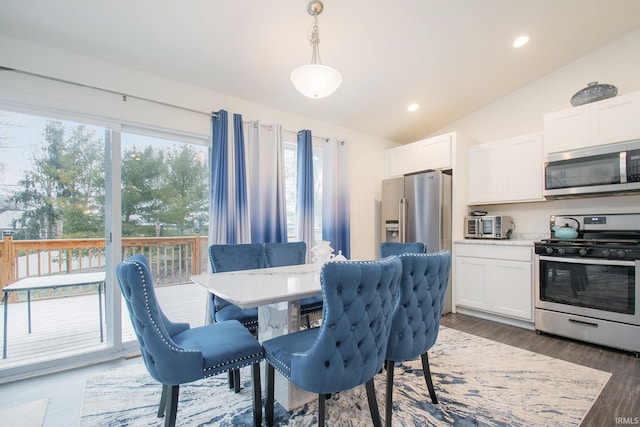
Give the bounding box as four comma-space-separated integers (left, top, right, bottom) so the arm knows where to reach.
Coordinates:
118, 253, 265, 426
290, 256, 402, 393
208, 243, 266, 310
264, 242, 306, 267
386, 250, 451, 362
380, 241, 425, 258
117, 254, 201, 384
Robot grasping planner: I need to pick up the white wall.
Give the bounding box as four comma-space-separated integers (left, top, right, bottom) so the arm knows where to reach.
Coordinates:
0, 35, 397, 259
431, 29, 640, 238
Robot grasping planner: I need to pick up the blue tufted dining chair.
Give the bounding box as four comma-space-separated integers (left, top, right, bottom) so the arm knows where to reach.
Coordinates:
263, 256, 403, 427
384, 250, 451, 427
264, 241, 323, 328
116, 254, 264, 427
380, 241, 425, 258
209, 243, 265, 392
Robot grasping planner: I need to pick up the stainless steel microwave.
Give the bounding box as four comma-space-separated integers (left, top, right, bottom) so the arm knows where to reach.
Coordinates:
544, 140, 640, 198
464, 215, 513, 239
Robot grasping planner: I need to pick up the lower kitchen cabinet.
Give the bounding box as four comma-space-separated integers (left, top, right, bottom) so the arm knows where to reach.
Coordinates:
455, 241, 533, 321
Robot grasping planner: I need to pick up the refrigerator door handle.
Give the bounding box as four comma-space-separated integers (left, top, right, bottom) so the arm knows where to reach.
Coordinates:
399, 198, 406, 243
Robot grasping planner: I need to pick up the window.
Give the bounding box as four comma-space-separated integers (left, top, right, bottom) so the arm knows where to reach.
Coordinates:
283, 134, 324, 242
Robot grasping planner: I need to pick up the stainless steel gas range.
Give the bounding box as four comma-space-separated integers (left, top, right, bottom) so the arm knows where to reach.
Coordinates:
534, 213, 640, 355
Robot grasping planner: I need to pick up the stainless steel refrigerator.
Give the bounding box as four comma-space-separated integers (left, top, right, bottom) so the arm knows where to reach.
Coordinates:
381, 170, 452, 312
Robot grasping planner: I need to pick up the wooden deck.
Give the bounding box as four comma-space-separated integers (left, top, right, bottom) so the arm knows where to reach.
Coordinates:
0, 282, 208, 369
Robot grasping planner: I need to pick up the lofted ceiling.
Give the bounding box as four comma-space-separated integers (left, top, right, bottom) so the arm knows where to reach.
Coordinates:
1, 0, 640, 143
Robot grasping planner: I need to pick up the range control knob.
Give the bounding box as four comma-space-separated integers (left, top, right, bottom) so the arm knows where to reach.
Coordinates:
578, 248, 589, 256
558, 248, 566, 255
545, 247, 554, 254
617, 250, 626, 259
602, 249, 612, 257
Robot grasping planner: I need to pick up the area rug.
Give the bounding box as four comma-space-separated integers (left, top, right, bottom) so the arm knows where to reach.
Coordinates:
0, 398, 48, 427
79, 327, 611, 426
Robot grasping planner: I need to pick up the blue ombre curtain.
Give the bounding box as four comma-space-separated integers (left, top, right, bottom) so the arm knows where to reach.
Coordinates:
296, 129, 315, 262
244, 121, 287, 243
209, 109, 229, 246
209, 110, 250, 247
232, 113, 250, 244
322, 137, 351, 258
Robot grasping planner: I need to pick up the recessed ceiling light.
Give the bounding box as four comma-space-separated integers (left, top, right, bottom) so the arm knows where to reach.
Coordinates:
513, 35, 529, 48
407, 103, 419, 112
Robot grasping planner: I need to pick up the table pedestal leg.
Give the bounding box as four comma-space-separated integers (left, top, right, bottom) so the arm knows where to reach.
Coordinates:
258, 300, 315, 411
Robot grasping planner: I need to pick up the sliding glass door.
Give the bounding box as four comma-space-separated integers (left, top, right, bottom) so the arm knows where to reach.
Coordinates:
0, 110, 111, 370
0, 110, 210, 377
119, 130, 209, 344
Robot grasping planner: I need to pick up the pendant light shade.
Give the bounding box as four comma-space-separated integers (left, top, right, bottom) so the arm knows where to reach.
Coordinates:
291, 1, 342, 99
290, 64, 342, 99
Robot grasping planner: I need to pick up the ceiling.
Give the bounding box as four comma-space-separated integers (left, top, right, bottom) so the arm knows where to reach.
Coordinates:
2, 1, 640, 143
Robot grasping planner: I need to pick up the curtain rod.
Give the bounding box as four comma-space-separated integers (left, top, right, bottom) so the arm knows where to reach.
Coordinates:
0, 65, 219, 119
248, 121, 339, 142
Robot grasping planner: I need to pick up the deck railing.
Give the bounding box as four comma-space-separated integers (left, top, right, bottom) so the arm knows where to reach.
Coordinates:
0, 234, 208, 303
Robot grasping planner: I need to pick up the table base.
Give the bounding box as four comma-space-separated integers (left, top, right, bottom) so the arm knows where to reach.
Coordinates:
258, 300, 316, 411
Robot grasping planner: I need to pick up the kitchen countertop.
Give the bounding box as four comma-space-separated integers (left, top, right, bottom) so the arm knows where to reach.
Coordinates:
454, 239, 535, 246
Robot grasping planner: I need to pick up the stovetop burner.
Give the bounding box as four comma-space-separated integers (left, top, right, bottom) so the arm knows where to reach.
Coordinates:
539, 238, 640, 246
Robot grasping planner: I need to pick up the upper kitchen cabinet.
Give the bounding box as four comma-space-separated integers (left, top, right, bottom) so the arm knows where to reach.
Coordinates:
467, 132, 543, 205
385, 131, 472, 241
543, 90, 640, 155
385, 133, 453, 177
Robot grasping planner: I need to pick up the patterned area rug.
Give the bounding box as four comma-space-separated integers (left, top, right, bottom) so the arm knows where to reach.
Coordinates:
79, 327, 610, 426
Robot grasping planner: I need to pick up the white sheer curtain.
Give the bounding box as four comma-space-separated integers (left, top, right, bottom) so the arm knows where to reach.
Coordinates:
244, 121, 287, 243
322, 137, 351, 258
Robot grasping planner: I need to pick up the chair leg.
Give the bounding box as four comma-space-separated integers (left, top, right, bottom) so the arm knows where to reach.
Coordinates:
233, 368, 241, 393
157, 384, 169, 418
228, 368, 241, 392
420, 352, 438, 404
365, 378, 383, 427
266, 364, 275, 427
251, 362, 262, 427
385, 360, 395, 427
164, 385, 179, 427
318, 393, 326, 427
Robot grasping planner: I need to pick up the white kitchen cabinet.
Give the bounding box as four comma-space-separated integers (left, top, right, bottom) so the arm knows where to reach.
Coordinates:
591, 93, 640, 145
543, 106, 589, 154
387, 144, 416, 178
467, 133, 543, 204
543, 91, 640, 155
454, 242, 533, 321
385, 133, 452, 177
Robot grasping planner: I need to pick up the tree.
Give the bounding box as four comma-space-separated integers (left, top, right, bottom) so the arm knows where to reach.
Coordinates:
121, 144, 208, 236
120, 145, 167, 236
10, 120, 104, 239
157, 145, 208, 235
9, 117, 209, 240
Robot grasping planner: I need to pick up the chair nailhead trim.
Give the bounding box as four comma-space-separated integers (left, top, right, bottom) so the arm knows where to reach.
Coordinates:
125, 260, 198, 355
203, 351, 264, 377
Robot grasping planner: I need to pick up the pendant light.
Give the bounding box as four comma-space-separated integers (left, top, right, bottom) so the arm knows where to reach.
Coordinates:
290, 1, 342, 99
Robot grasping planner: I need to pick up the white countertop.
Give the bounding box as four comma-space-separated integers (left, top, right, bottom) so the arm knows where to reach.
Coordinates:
191, 263, 321, 309
454, 239, 535, 247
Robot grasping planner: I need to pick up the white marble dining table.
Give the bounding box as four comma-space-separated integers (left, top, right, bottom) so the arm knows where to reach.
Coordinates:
191, 263, 322, 411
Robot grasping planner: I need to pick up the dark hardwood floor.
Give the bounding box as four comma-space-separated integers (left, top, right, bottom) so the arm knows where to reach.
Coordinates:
441, 313, 640, 427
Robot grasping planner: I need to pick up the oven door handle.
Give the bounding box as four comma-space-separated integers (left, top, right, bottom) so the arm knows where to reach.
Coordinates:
538, 255, 636, 267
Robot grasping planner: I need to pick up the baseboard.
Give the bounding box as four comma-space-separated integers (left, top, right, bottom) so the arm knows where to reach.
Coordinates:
455, 306, 535, 330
